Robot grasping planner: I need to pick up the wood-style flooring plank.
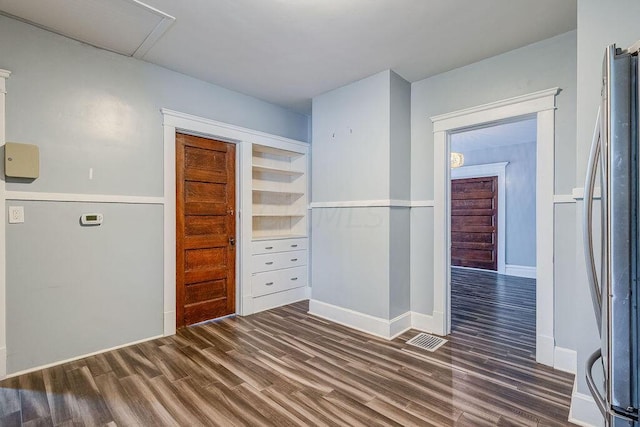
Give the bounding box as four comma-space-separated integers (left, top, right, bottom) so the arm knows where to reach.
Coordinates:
0, 268, 576, 426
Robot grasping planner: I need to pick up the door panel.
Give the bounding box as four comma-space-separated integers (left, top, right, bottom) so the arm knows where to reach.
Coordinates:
451, 176, 498, 271
176, 133, 236, 327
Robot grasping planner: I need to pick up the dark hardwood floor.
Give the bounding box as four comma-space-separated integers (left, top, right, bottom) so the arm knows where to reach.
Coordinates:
1, 269, 575, 426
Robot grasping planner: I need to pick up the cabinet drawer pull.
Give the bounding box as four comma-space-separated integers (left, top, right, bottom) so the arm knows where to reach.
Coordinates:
265, 246, 273, 250
291, 258, 298, 262
265, 282, 274, 286
291, 244, 298, 248
265, 261, 274, 265
290, 277, 298, 281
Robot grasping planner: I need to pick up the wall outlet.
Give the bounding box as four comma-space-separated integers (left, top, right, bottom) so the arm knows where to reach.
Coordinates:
8, 206, 24, 224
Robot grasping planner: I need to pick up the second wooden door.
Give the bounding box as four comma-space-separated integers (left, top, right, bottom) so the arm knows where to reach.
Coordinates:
451, 176, 498, 271
176, 133, 236, 328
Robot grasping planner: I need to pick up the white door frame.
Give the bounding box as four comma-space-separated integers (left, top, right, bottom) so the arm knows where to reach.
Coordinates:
451, 162, 508, 275
0, 69, 11, 378
162, 110, 246, 337
431, 88, 559, 366
161, 109, 309, 336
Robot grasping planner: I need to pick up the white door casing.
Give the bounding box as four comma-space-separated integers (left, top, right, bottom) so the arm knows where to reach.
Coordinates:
431, 88, 559, 367
0, 69, 10, 378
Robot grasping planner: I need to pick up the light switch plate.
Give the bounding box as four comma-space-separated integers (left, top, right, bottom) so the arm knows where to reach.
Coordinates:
8, 206, 24, 224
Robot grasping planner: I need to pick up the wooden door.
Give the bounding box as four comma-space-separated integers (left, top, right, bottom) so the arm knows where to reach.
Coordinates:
451, 176, 498, 271
176, 133, 236, 327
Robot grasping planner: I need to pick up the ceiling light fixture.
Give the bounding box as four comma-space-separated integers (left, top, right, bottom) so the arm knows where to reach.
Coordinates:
450, 152, 464, 168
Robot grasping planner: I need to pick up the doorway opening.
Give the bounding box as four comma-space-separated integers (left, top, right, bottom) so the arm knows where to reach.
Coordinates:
448, 118, 537, 354
431, 88, 558, 366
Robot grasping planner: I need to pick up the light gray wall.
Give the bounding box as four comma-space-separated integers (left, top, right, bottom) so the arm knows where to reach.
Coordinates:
311, 70, 411, 321
389, 72, 411, 318
312, 71, 390, 202
389, 71, 411, 201
311, 208, 390, 318
410, 31, 577, 353
452, 141, 537, 267
389, 208, 410, 318
1, 16, 309, 373
411, 31, 576, 202
0, 15, 309, 197
554, 203, 577, 350
574, 0, 640, 398
311, 71, 393, 318
6, 201, 163, 373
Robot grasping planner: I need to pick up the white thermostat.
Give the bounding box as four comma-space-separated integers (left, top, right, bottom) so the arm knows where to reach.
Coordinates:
81, 213, 103, 226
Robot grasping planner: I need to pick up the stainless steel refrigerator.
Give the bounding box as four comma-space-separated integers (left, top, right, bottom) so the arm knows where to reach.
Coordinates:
584, 42, 640, 427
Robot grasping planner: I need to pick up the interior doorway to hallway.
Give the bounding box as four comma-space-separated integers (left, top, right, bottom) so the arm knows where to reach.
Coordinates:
430, 87, 559, 366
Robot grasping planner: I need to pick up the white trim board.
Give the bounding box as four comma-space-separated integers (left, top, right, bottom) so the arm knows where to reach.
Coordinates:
309, 200, 435, 208
308, 300, 448, 341
569, 378, 604, 427
5, 191, 164, 204
162, 109, 308, 150
432, 88, 560, 131
308, 300, 413, 340
451, 162, 507, 274
0, 69, 10, 378
553, 346, 577, 374
554, 194, 576, 204
431, 88, 559, 367
572, 187, 601, 200
504, 264, 536, 279
411, 200, 435, 207
310, 200, 411, 208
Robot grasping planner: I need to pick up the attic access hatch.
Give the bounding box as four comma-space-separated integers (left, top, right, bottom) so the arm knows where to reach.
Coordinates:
0, 0, 175, 59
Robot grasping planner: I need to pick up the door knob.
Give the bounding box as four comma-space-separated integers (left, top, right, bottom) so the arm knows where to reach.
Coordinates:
229, 237, 236, 246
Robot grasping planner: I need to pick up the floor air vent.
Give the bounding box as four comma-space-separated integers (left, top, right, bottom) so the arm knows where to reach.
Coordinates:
406, 333, 448, 352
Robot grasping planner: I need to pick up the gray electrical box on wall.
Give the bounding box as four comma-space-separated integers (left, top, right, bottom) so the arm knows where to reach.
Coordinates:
5, 142, 39, 179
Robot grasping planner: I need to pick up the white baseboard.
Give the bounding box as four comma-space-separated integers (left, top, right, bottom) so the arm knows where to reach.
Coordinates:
163, 310, 176, 336
389, 312, 413, 339
536, 334, 555, 367
241, 295, 254, 316
505, 264, 537, 279
569, 378, 604, 427
252, 286, 310, 314
409, 310, 446, 336
0, 347, 5, 378
308, 300, 450, 340
411, 311, 437, 333
554, 346, 577, 374
308, 299, 412, 340
4, 334, 163, 379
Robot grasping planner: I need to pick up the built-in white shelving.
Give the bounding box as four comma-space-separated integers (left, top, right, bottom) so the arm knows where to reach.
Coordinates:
252, 144, 308, 240
252, 165, 304, 177
243, 142, 310, 316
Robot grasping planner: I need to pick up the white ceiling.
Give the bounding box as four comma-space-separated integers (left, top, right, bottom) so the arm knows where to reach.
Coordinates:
0, 0, 577, 114
451, 118, 537, 152
0, 0, 175, 58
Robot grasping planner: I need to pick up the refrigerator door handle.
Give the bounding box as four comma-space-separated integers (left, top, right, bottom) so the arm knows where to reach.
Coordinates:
582, 107, 603, 336
587, 349, 640, 423
586, 349, 607, 419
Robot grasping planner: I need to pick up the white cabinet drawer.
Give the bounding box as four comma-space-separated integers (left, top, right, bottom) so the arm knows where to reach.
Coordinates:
252, 250, 307, 273
251, 238, 308, 254
252, 266, 307, 297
